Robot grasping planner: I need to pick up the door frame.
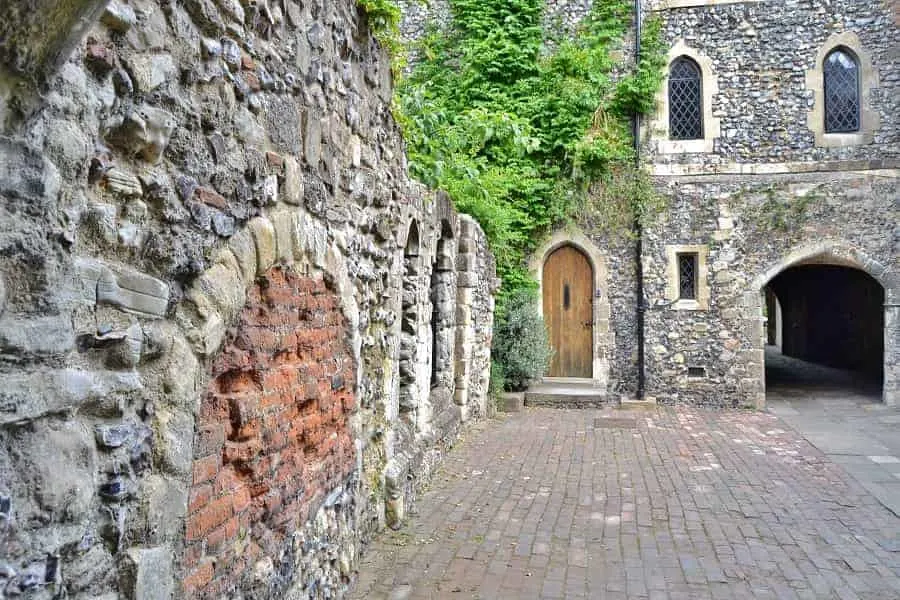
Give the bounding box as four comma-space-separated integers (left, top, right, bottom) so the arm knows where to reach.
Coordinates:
530, 229, 611, 389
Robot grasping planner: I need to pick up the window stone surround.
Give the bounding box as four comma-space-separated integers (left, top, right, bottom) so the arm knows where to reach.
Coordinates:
649, 40, 721, 154
665, 244, 710, 310
806, 31, 881, 148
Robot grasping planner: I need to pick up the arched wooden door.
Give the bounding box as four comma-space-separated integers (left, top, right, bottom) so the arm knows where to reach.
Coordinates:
543, 245, 593, 378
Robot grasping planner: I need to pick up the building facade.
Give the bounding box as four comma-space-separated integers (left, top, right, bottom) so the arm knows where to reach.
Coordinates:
534, 0, 899, 407
400, 0, 899, 408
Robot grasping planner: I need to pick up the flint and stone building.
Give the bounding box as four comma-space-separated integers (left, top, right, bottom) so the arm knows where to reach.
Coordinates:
402, 0, 899, 408
0, 0, 897, 599
539, 0, 899, 409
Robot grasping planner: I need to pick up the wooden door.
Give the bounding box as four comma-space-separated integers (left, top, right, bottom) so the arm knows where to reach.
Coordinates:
543, 246, 593, 378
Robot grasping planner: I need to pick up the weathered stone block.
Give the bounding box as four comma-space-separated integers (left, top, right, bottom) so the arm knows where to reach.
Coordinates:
282, 155, 304, 205
120, 546, 174, 600
228, 229, 258, 283
76, 259, 170, 318
142, 476, 189, 545
456, 253, 476, 272
0, 314, 74, 357
270, 210, 295, 265
248, 217, 276, 275
125, 54, 176, 93
457, 272, 479, 288
105, 105, 176, 164
189, 262, 244, 324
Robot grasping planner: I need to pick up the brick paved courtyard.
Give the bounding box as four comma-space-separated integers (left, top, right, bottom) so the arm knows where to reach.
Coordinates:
351, 407, 900, 599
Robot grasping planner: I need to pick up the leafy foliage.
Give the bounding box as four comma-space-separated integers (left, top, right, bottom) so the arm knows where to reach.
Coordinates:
492, 290, 554, 391
397, 0, 665, 305
488, 360, 507, 407
358, 0, 405, 72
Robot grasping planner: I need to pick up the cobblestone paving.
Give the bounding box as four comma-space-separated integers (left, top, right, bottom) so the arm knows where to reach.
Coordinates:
350, 407, 900, 599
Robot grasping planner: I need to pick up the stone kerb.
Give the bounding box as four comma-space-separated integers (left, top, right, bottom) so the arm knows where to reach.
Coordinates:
750, 241, 898, 407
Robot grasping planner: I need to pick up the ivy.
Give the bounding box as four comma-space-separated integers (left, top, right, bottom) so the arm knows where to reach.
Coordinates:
396, 0, 665, 305
742, 184, 822, 233
358, 0, 406, 72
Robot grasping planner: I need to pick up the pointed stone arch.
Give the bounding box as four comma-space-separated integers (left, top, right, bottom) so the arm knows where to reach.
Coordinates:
529, 228, 611, 389
749, 241, 897, 406
398, 219, 423, 428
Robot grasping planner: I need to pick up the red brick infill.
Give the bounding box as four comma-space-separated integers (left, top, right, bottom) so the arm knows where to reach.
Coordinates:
183, 266, 356, 597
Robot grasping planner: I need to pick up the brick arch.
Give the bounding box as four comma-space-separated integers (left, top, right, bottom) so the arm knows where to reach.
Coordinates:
173, 210, 364, 597
183, 266, 357, 598
750, 241, 897, 407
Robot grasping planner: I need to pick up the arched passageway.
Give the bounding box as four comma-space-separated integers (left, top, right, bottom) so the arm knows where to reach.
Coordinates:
764, 264, 884, 398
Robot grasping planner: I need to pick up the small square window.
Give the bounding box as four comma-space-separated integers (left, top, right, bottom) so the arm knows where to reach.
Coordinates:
666, 245, 708, 310
677, 253, 698, 300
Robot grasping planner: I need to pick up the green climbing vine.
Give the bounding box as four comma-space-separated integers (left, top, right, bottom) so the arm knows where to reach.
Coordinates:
358, 0, 405, 71
396, 0, 666, 304
737, 184, 822, 233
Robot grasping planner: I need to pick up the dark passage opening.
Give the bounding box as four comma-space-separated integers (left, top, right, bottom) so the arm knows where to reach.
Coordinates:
764, 264, 884, 397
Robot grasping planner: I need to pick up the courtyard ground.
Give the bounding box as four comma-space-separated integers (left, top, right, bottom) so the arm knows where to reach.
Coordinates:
350, 377, 900, 599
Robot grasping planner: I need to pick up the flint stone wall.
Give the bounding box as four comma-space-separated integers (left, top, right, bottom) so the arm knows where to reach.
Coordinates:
400, 0, 899, 407
641, 172, 899, 408
644, 0, 899, 168
0, 0, 497, 598
635, 0, 899, 407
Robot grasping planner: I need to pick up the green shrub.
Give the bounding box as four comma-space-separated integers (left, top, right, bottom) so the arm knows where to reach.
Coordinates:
492, 290, 553, 391
488, 360, 506, 409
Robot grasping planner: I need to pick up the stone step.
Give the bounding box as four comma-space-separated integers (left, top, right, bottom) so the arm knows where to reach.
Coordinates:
524, 391, 606, 408
499, 392, 525, 412
619, 396, 658, 410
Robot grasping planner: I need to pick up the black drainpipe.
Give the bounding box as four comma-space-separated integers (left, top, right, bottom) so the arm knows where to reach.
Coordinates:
633, 0, 646, 400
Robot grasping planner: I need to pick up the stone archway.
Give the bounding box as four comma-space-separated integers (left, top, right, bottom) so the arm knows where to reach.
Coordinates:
750, 242, 898, 407
529, 229, 611, 389
429, 219, 456, 391
398, 220, 422, 429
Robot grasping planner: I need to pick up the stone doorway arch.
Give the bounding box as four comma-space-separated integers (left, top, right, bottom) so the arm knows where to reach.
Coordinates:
529, 229, 611, 389
750, 242, 898, 407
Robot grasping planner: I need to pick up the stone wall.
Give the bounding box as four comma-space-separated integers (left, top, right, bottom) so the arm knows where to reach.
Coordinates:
0, 0, 497, 598
184, 267, 356, 598
396, 0, 899, 408
644, 0, 899, 170
636, 0, 899, 407
415, 0, 897, 406
640, 171, 899, 407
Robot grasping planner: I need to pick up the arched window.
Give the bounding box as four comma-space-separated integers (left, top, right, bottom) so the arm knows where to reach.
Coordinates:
824, 48, 860, 133
668, 57, 703, 140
